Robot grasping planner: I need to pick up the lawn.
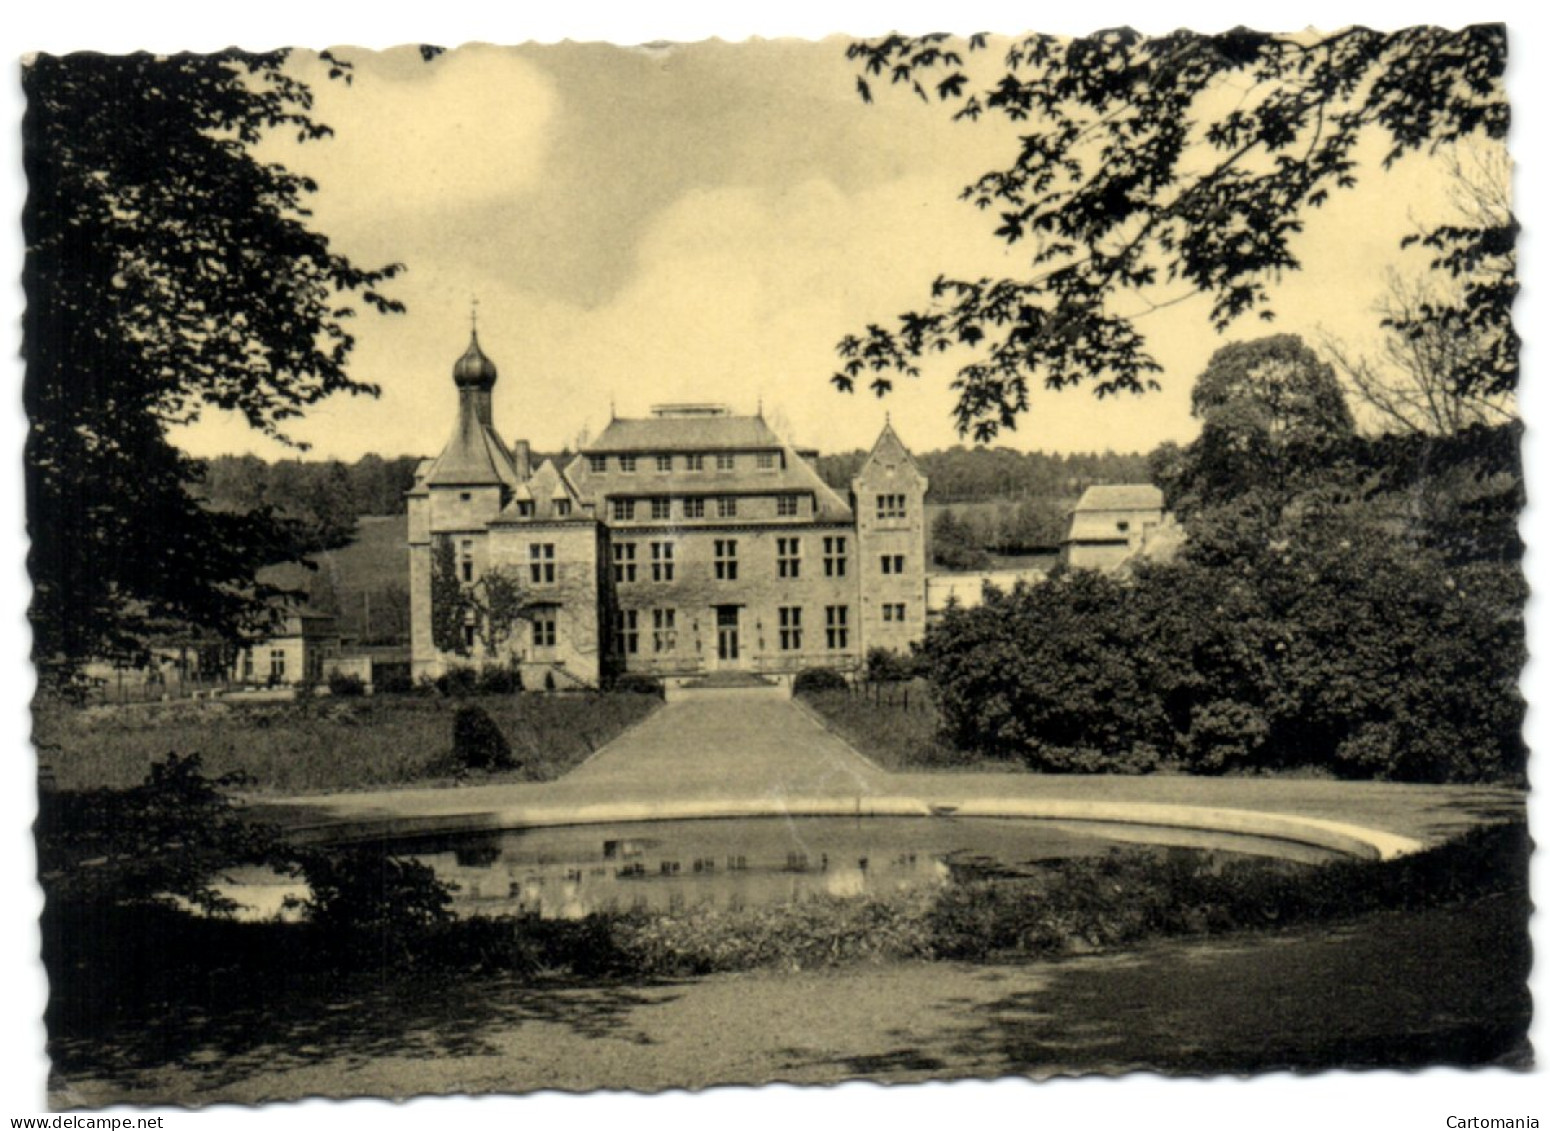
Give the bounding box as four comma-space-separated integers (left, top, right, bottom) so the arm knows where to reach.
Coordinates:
33, 691, 660, 794
800, 684, 1018, 772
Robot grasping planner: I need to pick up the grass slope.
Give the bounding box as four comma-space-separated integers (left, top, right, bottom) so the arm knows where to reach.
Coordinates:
34, 692, 660, 793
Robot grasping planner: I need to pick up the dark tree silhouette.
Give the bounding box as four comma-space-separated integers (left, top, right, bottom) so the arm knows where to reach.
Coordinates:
23, 51, 405, 680
835, 26, 1512, 439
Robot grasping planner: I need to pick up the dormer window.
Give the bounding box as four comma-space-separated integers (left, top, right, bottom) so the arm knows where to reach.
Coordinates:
716, 452, 735, 471
555, 499, 572, 517
587, 455, 607, 473
517, 500, 535, 517
687, 454, 705, 472
656, 454, 672, 472
619, 455, 637, 473
756, 451, 777, 470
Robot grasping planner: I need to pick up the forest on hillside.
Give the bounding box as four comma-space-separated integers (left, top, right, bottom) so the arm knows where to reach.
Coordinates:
202, 446, 1150, 533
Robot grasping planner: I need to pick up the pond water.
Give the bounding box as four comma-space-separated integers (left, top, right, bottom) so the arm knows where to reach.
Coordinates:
217, 816, 1340, 921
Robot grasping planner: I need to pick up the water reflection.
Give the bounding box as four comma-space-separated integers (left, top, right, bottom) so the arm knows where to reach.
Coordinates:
213, 816, 1341, 922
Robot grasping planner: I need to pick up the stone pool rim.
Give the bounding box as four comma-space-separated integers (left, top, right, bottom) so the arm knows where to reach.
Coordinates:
266, 794, 1425, 862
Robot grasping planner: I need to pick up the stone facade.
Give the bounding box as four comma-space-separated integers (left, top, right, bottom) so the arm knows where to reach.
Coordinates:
408, 333, 929, 687
1060, 484, 1170, 572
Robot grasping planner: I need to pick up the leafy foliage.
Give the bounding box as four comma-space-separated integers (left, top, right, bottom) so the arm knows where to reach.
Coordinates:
449, 704, 516, 772
793, 667, 850, 695
430, 537, 470, 655
23, 51, 405, 679
36, 753, 284, 914
836, 26, 1511, 439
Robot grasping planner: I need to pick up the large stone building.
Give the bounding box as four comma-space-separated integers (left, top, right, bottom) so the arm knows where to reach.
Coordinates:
408, 332, 928, 687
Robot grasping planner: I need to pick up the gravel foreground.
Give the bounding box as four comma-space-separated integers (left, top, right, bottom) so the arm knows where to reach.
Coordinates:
50, 892, 1529, 1108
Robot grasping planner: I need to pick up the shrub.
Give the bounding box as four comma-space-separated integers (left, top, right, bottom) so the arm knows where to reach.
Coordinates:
476, 665, 522, 695
327, 671, 366, 698
35, 754, 284, 913
865, 647, 919, 683
610, 673, 664, 696
375, 667, 414, 695
295, 848, 457, 968
450, 704, 516, 771
435, 666, 478, 698
793, 667, 849, 695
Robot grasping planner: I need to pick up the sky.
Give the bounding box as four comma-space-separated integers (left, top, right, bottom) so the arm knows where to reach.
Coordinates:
165, 35, 1498, 463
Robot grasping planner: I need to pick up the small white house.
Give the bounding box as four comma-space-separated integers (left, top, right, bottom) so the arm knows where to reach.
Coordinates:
231, 612, 341, 687
1061, 485, 1171, 572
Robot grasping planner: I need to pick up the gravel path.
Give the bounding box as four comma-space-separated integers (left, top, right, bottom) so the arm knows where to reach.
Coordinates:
52, 893, 1528, 1106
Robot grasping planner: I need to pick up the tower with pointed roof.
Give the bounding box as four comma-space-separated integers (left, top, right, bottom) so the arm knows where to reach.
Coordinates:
851, 420, 929, 657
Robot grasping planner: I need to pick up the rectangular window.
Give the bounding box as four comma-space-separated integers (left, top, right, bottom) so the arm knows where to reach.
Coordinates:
651, 541, 676, 582
618, 455, 637, 474
612, 498, 636, 521
651, 497, 671, 521
881, 554, 905, 575
756, 451, 777, 470
684, 497, 706, 519
882, 602, 907, 623
717, 496, 738, 519
588, 455, 607, 473
652, 608, 677, 653
554, 499, 572, 517
613, 541, 638, 583
716, 452, 736, 471
528, 543, 556, 586
876, 493, 907, 519
460, 539, 475, 583
777, 537, 802, 579
823, 536, 848, 577
778, 607, 803, 651
686, 453, 705, 472
531, 608, 557, 649
776, 494, 799, 517
269, 649, 286, 679
242, 652, 254, 680
516, 500, 534, 518
714, 539, 739, 581
615, 609, 639, 655
656, 454, 673, 472
825, 605, 849, 650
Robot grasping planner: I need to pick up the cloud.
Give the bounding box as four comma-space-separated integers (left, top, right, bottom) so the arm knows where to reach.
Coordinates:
268, 47, 558, 230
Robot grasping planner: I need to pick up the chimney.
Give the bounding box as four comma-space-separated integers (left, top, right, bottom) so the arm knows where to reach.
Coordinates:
513, 439, 532, 480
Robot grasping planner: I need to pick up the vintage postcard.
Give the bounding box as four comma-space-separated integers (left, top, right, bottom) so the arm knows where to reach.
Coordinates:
12, 15, 1539, 1124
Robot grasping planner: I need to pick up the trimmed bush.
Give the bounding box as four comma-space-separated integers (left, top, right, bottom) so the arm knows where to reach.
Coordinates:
327, 671, 366, 698
435, 666, 478, 698
450, 704, 516, 771
793, 667, 849, 695
610, 673, 664, 696
375, 667, 414, 695
476, 665, 521, 695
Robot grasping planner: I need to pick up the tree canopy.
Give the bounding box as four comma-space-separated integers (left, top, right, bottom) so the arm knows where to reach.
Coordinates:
23, 51, 405, 678
834, 26, 1513, 440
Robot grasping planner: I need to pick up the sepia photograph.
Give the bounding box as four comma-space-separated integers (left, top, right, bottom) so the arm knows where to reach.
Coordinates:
7, 3, 1544, 1123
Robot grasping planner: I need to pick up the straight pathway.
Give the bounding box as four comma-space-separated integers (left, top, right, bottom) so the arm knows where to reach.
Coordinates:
563, 695, 888, 797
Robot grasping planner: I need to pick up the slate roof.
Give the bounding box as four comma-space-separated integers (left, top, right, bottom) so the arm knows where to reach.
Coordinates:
1072, 484, 1164, 512
425, 404, 521, 489
856, 420, 924, 480
568, 413, 853, 522
490, 459, 594, 525
584, 413, 786, 454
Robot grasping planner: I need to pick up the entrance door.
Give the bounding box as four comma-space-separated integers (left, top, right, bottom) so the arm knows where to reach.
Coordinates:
716, 606, 741, 668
